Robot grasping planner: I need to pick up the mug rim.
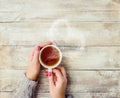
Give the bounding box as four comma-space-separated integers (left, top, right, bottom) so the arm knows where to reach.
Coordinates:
39, 45, 62, 69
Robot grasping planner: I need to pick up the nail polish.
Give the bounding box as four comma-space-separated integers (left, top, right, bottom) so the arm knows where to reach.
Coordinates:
48, 72, 52, 77
36, 46, 41, 51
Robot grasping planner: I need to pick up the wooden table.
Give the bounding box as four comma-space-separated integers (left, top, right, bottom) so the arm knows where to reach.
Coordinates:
0, 0, 120, 98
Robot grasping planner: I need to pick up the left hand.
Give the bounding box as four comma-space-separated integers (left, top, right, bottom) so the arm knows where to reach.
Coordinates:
26, 41, 52, 81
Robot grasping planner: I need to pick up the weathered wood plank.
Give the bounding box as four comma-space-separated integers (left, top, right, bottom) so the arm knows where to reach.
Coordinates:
0, 46, 119, 69
0, 0, 120, 12
0, 0, 120, 98
0, 22, 120, 46
0, 92, 120, 98
36, 93, 120, 98
0, 0, 120, 22
0, 70, 120, 94
0, 11, 120, 22
0, 93, 12, 98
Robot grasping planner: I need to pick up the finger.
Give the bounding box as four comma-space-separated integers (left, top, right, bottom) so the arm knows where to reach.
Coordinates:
35, 46, 41, 51
30, 41, 52, 60
29, 48, 35, 61
48, 72, 52, 77
49, 73, 55, 86
30, 45, 40, 61
37, 41, 53, 48
31, 41, 52, 61
44, 72, 48, 76
53, 75, 57, 83
52, 69, 63, 81
44, 71, 56, 77
56, 66, 67, 78
33, 50, 40, 63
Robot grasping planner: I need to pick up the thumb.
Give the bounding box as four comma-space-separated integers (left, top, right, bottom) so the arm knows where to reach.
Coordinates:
33, 46, 40, 63
48, 73, 54, 87
33, 50, 39, 63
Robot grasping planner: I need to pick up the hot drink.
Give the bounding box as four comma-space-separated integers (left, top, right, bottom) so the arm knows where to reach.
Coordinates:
40, 46, 60, 66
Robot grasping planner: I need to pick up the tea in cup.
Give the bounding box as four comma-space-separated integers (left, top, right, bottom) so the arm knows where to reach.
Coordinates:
39, 45, 62, 73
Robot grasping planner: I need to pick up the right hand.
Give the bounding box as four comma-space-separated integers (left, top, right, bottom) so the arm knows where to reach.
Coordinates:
48, 66, 67, 98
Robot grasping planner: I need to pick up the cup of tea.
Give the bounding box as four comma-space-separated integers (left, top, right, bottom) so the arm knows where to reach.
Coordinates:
39, 45, 62, 74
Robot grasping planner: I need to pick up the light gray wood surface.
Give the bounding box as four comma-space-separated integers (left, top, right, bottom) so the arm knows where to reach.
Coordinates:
0, 0, 120, 98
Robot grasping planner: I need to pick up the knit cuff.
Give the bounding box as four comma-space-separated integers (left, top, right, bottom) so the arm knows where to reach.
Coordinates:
20, 73, 38, 89
14, 73, 38, 98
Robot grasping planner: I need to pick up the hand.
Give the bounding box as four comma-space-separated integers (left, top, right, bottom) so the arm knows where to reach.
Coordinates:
48, 66, 67, 98
26, 41, 52, 81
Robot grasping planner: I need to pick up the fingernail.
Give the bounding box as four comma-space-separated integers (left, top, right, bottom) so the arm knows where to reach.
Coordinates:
36, 46, 41, 51
48, 72, 52, 77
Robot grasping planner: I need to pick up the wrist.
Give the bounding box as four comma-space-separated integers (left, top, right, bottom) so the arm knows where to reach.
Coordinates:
52, 94, 65, 98
26, 72, 38, 81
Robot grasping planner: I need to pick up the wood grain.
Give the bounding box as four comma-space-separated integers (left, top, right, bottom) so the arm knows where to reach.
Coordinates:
36, 93, 120, 98
0, 0, 120, 98
0, 46, 119, 69
1, 70, 120, 93
0, 0, 120, 22
0, 11, 120, 22
0, 92, 119, 98
0, 0, 120, 12
0, 22, 120, 46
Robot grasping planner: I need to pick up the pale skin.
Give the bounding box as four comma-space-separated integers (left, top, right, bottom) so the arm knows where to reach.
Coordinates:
26, 41, 67, 98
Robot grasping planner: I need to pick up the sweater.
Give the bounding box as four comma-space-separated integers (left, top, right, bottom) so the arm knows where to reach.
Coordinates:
13, 74, 72, 98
